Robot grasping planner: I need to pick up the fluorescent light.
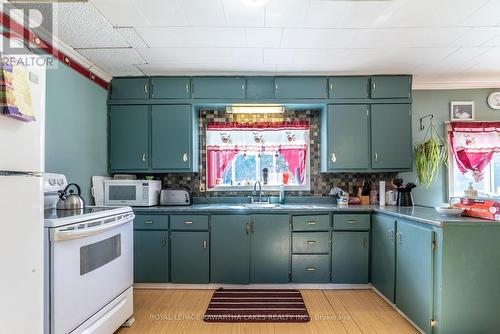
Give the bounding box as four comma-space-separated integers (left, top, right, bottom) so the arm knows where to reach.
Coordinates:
241, 0, 270, 7
227, 104, 284, 114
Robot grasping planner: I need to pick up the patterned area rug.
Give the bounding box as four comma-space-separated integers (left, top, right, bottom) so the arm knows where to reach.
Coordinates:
203, 288, 310, 323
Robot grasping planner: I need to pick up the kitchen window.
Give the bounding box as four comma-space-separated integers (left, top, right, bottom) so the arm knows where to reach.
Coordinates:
206, 121, 310, 191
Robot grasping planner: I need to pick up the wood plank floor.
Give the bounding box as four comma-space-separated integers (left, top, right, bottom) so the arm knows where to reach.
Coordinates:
116, 289, 418, 334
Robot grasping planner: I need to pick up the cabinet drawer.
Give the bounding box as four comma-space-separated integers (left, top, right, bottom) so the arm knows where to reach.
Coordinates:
292, 232, 330, 254
334, 214, 370, 231
292, 255, 330, 283
170, 215, 209, 230
134, 214, 168, 230
292, 215, 330, 231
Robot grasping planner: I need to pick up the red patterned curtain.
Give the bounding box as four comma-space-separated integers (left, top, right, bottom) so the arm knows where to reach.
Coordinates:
449, 121, 500, 181
206, 147, 239, 188
278, 146, 307, 184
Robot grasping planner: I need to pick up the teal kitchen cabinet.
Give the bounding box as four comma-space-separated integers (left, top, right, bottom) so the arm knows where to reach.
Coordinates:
192, 77, 246, 99
371, 214, 396, 302
170, 231, 209, 283
371, 75, 412, 99
151, 105, 196, 171
210, 215, 250, 284
246, 77, 275, 99
274, 77, 327, 99
250, 214, 290, 283
371, 104, 412, 170
322, 105, 370, 171
134, 230, 169, 283
151, 77, 191, 99
328, 76, 370, 99
110, 77, 149, 99
292, 255, 330, 283
396, 219, 434, 334
109, 105, 150, 171
332, 231, 369, 284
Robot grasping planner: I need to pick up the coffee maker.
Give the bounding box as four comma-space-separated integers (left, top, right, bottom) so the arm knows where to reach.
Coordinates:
393, 178, 416, 207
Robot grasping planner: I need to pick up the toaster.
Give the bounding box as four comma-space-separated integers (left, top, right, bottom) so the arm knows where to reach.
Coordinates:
160, 189, 192, 206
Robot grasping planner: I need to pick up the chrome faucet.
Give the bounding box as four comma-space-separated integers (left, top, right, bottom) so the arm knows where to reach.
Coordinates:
253, 181, 263, 203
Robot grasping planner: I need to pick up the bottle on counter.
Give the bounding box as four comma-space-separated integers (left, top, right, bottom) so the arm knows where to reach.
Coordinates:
279, 184, 285, 204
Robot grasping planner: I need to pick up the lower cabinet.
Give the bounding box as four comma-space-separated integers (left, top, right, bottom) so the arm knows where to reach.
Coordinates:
292, 255, 330, 283
170, 231, 209, 283
371, 214, 396, 302
332, 231, 369, 283
396, 219, 434, 334
134, 230, 169, 283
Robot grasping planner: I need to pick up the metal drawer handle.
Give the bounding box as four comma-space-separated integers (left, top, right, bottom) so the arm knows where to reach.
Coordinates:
372, 81, 376, 92
306, 221, 317, 225
306, 267, 316, 272
275, 83, 278, 91
186, 83, 189, 93
161, 236, 167, 247
347, 220, 357, 224
144, 84, 148, 93
374, 152, 378, 161
388, 229, 395, 241
307, 240, 316, 244
184, 221, 193, 225
396, 232, 402, 245
144, 220, 153, 224
329, 83, 333, 92
363, 238, 368, 248
142, 153, 147, 162
182, 153, 188, 162
203, 240, 208, 249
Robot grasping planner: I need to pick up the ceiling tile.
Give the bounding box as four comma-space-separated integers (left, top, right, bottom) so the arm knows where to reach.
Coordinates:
246, 28, 282, 48
461, 0, 500, 26
131, 0, 188, 26
89, 64, 143, 77
451, 27, 500, 47
136, 27, 246, 48
176, 0, 226, 26
473, 47, 500, 62
137, 63, 276, 76
89, 0, 150, 26
222, 0, 265, 27
137, 47, 263, 64
281, 29, 359, 48
78, 48, 146, 76
353, 28, 468, 48
115, 27, 149, 48
265, 0, 310, 28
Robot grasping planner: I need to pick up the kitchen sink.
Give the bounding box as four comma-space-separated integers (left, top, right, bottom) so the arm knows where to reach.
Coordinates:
243, 203, 281, 208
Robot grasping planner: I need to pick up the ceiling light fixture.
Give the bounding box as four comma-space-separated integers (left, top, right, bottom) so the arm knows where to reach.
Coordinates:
227, 104, 284, 114
241, 0, 270, 8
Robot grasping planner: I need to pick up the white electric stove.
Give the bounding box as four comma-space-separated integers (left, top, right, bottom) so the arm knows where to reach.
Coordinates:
44, 173, 135, 334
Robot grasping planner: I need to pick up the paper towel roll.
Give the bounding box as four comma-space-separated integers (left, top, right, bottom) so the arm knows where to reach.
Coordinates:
379, 181, 386, 206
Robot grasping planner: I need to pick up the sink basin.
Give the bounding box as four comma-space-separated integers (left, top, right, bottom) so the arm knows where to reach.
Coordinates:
243, 203, 281, 208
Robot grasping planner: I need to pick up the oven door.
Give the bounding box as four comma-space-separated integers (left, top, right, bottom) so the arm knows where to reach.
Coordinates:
104, 182, 143, 206
50, 214, 134, 334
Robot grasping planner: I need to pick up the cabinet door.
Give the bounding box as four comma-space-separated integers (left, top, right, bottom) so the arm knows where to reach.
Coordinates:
396, 220, 434, 334
246, 77, 275, 99
151, 105, 193, 171
192, 77, 246, 99
332, 231, 369, 284
110, 77, 149, 99
371, 214, 396, 302
171, 231, 209, 283
328, 76, 369, 99
109, 105, 149, 171
371, 104, 412, 169
250, 214, 290, 283
327, 105, 369, 170
210, 215, 250, 284
134, 230, 169, 283
151, 77, 191, 99
371, 75, 412, 99
274, 77, 327, 99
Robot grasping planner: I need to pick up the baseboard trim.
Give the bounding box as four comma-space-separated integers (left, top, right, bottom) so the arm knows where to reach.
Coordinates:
134, 283, 371, 290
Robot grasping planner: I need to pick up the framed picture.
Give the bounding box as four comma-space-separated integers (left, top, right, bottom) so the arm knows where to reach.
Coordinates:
450, 101, 475, 121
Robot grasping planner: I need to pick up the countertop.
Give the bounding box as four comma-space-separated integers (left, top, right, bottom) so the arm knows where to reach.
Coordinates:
132, 203, 498, 228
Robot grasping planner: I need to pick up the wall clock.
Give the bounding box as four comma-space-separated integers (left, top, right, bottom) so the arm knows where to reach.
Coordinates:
487, 91, 500, 110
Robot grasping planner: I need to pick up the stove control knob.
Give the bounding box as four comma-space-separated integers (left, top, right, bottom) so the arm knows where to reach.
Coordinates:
49, 178, 56, 186
57, 178, 65, 186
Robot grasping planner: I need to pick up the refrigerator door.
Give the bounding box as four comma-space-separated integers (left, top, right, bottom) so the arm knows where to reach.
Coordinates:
0, 175, 44, 334
0, 35, 46, 173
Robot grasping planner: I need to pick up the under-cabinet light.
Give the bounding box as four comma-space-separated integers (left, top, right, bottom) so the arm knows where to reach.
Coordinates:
226, 104, 285, 114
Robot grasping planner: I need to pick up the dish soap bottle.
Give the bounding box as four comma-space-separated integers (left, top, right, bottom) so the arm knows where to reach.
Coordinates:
464, 182, 478, 198
279, 184, 285, 204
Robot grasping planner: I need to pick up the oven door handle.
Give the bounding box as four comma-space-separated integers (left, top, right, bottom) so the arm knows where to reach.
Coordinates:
51, 213, 135, 241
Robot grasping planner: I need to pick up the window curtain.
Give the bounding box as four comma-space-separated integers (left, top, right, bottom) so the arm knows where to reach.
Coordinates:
449, 121, 500, 181
206, 121, 310, 188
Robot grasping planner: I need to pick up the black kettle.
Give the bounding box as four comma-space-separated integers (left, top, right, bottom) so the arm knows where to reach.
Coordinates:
57, 183, 85, 210
396, 182, 416, 207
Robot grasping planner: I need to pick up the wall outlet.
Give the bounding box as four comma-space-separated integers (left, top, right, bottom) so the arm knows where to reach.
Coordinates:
199, 182, 206, 193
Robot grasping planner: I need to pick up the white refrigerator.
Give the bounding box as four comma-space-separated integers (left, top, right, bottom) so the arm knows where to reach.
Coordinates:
0, 35, 46, 334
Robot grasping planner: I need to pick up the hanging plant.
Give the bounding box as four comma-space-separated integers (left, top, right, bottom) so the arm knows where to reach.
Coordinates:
414, 120, 448, 189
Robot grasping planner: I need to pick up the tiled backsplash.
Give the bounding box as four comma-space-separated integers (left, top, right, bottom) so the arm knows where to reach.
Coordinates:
161, 109, 397, 197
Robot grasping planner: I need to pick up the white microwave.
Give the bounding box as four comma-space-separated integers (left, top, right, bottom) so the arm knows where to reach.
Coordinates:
104, 180, 161, 207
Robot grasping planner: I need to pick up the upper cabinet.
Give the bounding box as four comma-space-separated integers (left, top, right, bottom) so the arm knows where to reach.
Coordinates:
192, 77, 246, 99
110, 77, 149, 99
151, 77, 191, 99
328, 76, 370, 99
371, 75, 412, 99
274, 77, 327, 99
246, 77, 275, 99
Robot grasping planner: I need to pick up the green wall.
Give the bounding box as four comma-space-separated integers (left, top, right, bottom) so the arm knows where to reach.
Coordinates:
45, 63, 108, 203
400, 89, 499, 207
